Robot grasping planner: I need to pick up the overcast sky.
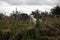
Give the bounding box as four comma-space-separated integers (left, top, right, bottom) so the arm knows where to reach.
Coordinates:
1, 0, 60, 5
0, 0, 60, 15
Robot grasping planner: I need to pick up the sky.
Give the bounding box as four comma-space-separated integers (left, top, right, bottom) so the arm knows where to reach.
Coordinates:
0, 0, 60, 16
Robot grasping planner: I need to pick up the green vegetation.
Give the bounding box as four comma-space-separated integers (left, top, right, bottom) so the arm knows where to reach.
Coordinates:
0, 6, 60, 40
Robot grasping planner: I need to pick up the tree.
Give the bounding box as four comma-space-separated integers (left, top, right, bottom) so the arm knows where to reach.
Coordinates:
31, 10, 40, 18
20, 13, 30, 21
32, 10, 40, 28
51, 6, 60, 15
31, 10, 40, 28
35, 15, 40, 28
0, 13, 4, 20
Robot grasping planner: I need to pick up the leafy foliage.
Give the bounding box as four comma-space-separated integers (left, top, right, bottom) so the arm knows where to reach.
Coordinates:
0, 7, 60, 40
51, 6, 60, 15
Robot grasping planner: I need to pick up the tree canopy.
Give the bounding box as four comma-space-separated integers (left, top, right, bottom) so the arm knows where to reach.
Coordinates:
51, 6, 60, 15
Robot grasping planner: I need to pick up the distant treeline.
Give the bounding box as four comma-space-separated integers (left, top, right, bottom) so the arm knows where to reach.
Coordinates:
0, 6, 60, 40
